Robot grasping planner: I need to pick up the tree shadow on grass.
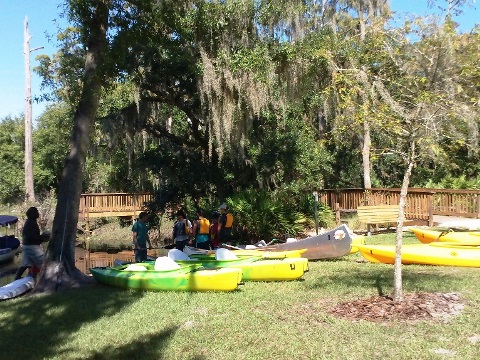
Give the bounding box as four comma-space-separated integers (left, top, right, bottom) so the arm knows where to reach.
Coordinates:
82, 325, 179, 360
0, 284, 177, 360
305, 263, 469, 295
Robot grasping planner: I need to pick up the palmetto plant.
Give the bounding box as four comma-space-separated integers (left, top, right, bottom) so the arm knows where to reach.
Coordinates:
228, 190, 308, 242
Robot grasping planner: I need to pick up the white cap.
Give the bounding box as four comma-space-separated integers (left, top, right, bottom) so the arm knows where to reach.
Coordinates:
219, 204, 228, 210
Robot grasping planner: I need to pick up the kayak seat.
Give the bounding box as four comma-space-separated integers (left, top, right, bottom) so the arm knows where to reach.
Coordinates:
154, 256, 181, 271
215, 248, 238, 260
124, 264, 148, 271
168, 249, 190, 261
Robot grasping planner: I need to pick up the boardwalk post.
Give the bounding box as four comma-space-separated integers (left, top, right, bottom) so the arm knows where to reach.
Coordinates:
428, 192, 434, 226
335, 202, 341, 225
477, 193, 480, 219
86, 236, 91, 273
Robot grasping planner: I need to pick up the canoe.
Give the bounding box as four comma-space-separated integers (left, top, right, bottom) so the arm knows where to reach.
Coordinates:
0, 235, 21, 250
356, 243, 480, 267
189, 248, 307, 260
410, 228, 480, 244
261, 224, 353, 260
0, 219, 21, 264
232, 249, 307, 259
0, 248, 17, 264
90, 264, 243, 292
0, 276, 35, 301
175, 256, 307, 281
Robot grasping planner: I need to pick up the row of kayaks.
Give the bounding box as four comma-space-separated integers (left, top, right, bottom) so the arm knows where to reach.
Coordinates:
90, 224, 361, 293
356, 228, 480, 267
90, 248, 310, 292
5, 225, 358, 297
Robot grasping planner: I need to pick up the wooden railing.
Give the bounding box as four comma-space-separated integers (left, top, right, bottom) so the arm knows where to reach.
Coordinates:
79, 193, 153, 221
318, 188, 480, 226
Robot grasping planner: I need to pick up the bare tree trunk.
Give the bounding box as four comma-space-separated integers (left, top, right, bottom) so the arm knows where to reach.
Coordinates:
362, 120, 372, 189
35, 1, 110, 293
393, 141, 416, 302
24, 17, 35, 202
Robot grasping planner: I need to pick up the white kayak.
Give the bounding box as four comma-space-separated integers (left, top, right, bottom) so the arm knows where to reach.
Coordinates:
0, 276, 35, 301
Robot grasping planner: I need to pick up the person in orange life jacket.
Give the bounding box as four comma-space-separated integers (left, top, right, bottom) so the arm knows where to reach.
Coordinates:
218, 204, 234, 244
191, 209, 211, 250
209, 211, 221, 249
173, 210, 192, 251
132, 211, 152, 262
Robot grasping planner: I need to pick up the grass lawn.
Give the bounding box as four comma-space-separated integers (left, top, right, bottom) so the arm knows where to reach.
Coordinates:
1, 231, 480, 359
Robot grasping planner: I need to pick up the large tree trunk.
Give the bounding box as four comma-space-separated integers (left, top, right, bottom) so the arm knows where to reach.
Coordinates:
35, 1, 110, 293
393, 141, 416, 302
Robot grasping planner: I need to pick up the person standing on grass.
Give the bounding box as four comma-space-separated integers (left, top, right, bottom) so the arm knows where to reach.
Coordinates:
192, 209, 211, 250
132, 211, 152, 262
218, 203, 234, 244
173, 210, 192, 251
209, 211, 220, 249
15, 207, 50, 280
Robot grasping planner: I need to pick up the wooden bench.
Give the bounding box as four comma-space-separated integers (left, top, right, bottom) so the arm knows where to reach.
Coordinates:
357, 205, 401, 236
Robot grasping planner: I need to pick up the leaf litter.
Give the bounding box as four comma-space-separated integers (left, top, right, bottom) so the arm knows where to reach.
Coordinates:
329, 292, 464, 323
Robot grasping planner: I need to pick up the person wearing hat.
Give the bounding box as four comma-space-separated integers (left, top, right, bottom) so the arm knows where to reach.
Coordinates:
218, 204, 234, 244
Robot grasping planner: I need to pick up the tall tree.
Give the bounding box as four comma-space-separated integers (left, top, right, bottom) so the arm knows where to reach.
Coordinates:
36, 0, 110, 291
24, 17, 36, 202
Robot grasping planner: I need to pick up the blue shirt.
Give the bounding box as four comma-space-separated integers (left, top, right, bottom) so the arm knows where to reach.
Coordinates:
132, 221, 148, 248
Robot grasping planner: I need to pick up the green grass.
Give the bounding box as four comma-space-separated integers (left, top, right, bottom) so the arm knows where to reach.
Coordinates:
1, 231, 480, 359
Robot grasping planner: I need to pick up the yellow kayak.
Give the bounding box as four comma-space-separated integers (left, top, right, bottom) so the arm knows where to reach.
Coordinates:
356, 243, 480, 267
349, 235, 365, 254
176, 257, 307, 281
410, 227, 480, 244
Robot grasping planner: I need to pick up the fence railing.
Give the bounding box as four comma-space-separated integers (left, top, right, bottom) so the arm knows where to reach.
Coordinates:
318, 188, 480, 226
79, 193, 153, 220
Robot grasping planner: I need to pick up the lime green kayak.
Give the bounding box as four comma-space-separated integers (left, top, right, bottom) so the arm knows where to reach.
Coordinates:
90, 263, 243, 292
175, 257, 307, 281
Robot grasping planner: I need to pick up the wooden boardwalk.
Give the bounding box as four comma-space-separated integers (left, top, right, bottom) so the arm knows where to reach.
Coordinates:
79, 193, 153, 231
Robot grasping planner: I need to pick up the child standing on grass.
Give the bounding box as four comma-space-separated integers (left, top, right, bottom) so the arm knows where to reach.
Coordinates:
192, 209, 211, 250
132, 211, 152, 262
173, 210, 192, 251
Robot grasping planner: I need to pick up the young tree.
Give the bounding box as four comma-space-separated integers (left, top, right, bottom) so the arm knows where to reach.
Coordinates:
376, 13, 477, 301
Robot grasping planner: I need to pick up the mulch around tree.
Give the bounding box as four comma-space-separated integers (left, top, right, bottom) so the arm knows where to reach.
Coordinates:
329, 292, 464, 323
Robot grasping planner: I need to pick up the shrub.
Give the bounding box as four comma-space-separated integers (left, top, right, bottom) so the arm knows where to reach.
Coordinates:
228, 189, 311, 243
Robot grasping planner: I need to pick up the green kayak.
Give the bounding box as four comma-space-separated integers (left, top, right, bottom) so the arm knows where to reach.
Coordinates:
90, 263, 243, 292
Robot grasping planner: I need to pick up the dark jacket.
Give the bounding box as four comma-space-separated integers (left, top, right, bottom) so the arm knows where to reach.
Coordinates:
22, 218, 42, 245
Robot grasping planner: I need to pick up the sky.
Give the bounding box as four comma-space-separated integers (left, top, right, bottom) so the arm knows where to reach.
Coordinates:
0, 0, 478, 122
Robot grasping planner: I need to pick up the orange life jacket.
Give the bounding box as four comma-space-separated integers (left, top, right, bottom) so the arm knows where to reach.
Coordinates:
197, 218, 210, 235
224, 213, 234, 228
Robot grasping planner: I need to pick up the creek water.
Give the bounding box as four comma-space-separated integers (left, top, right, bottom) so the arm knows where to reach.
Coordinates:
0, 246, 89, 287
0, 246, 167, 287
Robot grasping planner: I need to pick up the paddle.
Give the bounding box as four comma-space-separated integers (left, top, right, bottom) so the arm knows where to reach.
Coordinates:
222, 244, 243, 250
